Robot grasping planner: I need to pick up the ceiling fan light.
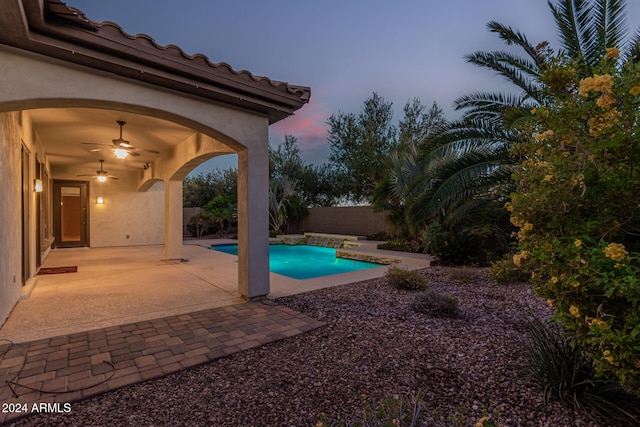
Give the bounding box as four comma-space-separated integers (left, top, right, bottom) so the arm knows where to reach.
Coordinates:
97, 175, 107, 183
114, 148, 129, 159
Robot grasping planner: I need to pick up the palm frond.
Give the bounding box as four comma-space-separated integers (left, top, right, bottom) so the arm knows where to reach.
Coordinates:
590, 0, 628, 61
624, 28, 640, 63
548, 0, 593, 65
486, 21, 543, 65
465, 51, 543, 97
453, 92, 540, 126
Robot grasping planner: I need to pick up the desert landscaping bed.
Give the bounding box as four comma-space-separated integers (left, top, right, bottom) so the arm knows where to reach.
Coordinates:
12, 267, 637, 426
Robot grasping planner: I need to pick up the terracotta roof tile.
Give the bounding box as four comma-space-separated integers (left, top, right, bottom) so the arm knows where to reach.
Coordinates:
1, 0, 310, 123
57, 2, 310, 103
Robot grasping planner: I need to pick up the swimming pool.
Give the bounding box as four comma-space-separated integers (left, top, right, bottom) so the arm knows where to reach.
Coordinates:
211, 244, 380, 280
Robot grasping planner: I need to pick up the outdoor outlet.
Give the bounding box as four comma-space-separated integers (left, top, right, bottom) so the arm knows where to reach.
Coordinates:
126, 235, 130, 239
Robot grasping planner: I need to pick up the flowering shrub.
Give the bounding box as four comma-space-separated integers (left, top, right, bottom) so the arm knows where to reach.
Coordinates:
510, 49, 640, 389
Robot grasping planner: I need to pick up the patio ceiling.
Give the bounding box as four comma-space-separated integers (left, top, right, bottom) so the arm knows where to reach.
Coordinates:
28, 107, 234, 175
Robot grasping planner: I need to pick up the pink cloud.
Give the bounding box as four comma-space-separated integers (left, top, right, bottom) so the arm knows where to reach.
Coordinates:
270, 100, 331, 163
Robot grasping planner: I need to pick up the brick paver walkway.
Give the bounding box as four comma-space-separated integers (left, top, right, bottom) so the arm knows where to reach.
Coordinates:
0, 300, 324, 424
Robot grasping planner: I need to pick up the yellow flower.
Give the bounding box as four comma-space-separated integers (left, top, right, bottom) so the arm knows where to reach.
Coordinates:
604, 47, 620, 60
544, 174, 553, 182
603, 350, 615, 364
588, 318, 608, 330
476, 416, 491, 427
604, 242, 628, 261
504, 202, 513, 212
513, 253, 522, 267
547, 298, 554, 307
522, 222, 533, 232
579, 74, 614, 96
630, 85, 640, 96
596, 93, 616, 108
575, 239, 583, 247
550, 276, 559, 284
534, 129, 554, 140
569, 305, 581, 317
531, 107, 537, 115
572, 281, 580, 288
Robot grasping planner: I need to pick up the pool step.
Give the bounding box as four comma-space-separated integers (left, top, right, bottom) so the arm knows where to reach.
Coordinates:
337, 247, 433, 267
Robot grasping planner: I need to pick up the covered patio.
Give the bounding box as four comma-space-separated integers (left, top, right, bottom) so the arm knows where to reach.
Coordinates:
0, 0, 310, 329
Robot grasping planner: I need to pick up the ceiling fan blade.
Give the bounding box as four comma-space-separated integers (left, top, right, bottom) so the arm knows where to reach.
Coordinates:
130, 151, 141, 157
90, 148, 108, 152
112, 138, 133, 148
76, 174, 95, 177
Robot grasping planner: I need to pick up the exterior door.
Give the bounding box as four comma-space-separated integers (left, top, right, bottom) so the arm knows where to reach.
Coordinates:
53, 180, 89, 248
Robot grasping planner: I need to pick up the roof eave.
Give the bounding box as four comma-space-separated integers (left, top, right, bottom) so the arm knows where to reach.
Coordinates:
1, 0, 310, 124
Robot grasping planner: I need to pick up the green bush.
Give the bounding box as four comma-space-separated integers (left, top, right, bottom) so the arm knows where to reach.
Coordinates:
385, 266, 428, 291
433, 231, 480, 266
269, 230, 284, 238
317, 392, 426, 427
446, 267, 481, 285
412, 290, 459, 318
377, 239, 420, 253
488, 256, 531, 285
522, 319, 638, 422
367, 231, 390, 241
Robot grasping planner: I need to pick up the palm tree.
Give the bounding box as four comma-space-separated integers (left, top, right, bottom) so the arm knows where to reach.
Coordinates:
409, 0, 639, 228
268, 176, 298, 233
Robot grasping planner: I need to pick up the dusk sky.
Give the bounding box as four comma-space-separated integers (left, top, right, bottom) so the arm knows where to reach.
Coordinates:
68, 1, 640, 174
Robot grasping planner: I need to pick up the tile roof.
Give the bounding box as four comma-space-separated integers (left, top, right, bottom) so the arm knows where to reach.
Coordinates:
1, 0, 310, 123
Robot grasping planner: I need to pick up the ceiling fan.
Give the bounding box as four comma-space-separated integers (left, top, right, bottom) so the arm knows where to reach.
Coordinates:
77, 160, 119, 182
82, 120, 160, 158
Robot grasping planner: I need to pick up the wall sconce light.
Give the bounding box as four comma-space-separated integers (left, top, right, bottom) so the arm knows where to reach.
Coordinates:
96, 196, 104, 204
34, 179, 43, 193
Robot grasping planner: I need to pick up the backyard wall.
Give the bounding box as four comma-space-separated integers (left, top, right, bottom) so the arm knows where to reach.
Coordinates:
288, 206, 388, 236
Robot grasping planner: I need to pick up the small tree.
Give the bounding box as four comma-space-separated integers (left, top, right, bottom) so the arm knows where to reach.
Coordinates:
328, 92, 397, 203
268, 176, 298, 233
204, 194, 236, 234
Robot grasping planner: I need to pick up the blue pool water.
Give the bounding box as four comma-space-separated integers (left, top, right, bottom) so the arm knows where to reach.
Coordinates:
211, 244, 380, 280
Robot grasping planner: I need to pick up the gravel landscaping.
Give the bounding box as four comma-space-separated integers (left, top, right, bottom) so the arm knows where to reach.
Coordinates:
12, 267, 639, 426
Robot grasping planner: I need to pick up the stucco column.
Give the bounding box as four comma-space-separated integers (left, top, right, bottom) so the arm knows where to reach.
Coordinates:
164, 179, 183, 260
237, 144, 270, 299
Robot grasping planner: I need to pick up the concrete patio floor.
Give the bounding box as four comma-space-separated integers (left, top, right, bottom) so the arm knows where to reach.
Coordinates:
0, 241, 398, 343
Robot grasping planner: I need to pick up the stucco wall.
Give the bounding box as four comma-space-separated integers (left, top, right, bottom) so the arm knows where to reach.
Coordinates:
52, 166, 165, 247
289, 206, 389, 236
91, 180, 165, 247
0, 112, 25, 327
